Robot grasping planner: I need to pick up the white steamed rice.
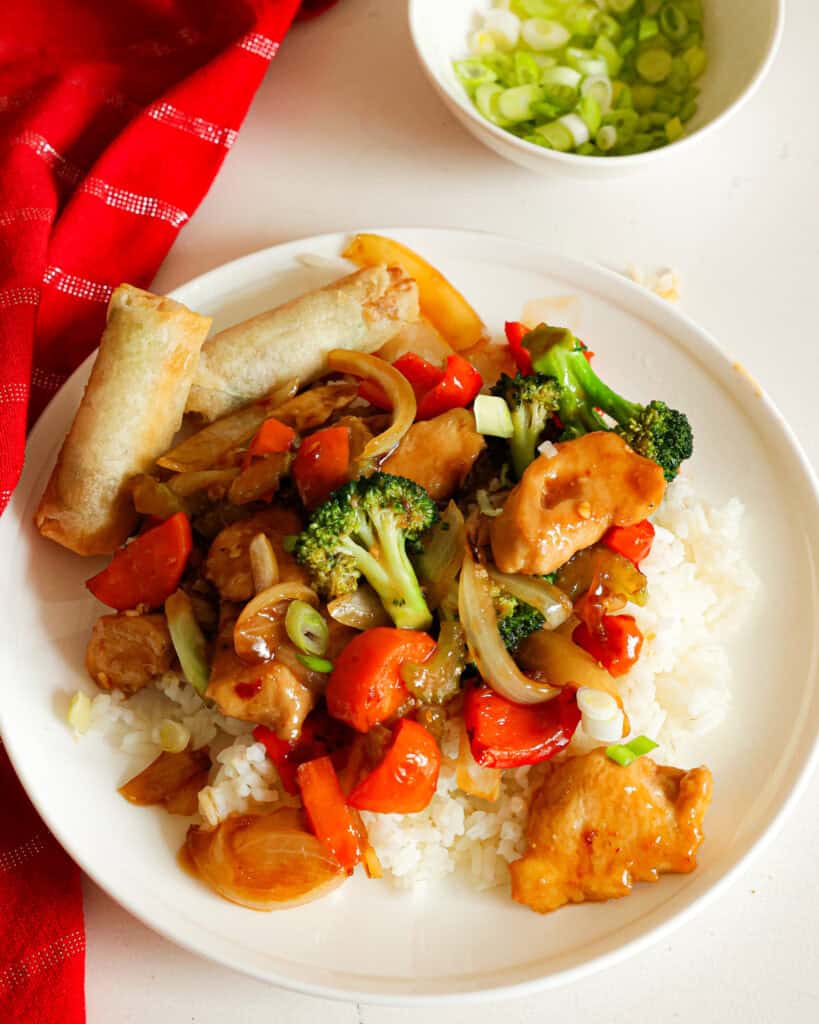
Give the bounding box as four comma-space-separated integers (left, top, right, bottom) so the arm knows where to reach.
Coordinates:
77, 476, 757, 891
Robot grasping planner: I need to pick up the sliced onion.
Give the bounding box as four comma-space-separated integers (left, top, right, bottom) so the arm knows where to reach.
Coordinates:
486, 567, 572, 629
234, 583, 318, 663
456, 720, 501, 801
459, 548, 559, 705
158, 379, 298, 472
327, 349, 416, 468
168, 468, 240, 497
516, 628, 628, 726
185, 809, 346, 911
119, 748, 210, 806
327, 585, 391, 630
416, 501, 466, 613
249, 533, 279, 593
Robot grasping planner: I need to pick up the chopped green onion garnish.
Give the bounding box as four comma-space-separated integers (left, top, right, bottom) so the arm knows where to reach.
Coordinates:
628, 735, 659, 756
453, 0, 704, 157
285, 599, 329, 657
474, 394, 514, 438
297, 653, 334, 673
67, 691, 92, 734
606, 734, 659, 766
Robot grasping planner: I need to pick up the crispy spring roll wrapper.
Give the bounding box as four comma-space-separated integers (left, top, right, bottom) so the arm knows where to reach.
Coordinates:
185, 264, 419, 422
35, 285, 212, 555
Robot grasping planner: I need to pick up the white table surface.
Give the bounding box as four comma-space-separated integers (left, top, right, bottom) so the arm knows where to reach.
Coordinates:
85, 0, 819, 1020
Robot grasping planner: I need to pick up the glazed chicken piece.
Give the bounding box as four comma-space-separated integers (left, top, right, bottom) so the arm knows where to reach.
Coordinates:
205, 505, 307, 603
206, 605, 353, 740
490, 432, 666, 575
86, 613, 175, 693
510, 748, 713, 914
383, 408, 485, 501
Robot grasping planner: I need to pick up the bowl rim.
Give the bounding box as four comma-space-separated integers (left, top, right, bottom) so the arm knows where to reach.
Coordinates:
407, 0, 785, 169
4, 226, 819, 1006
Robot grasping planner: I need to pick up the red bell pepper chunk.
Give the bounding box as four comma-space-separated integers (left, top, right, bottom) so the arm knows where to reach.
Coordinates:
292, 426, 351, 508
247, 417, 295, 455
573, 614, 644, 678
357, 352, 446, 411
348, 718, 441, 814
297, 756, 364, 872
504, 321, 533, 375
326, 626, 437, 733
393, 352, 446, 395
463, 684, 580, 770
85, 512, 192, 611
415, 353, 483, 420
602, 519, 655, 566
254, 710, 354, 795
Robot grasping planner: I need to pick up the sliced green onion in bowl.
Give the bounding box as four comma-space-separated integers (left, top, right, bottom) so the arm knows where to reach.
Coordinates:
581, 74, 613, 113
596, 123, 618, 151
541, 65, 582, 90
453, 59, 497, 89
660, 3, 689, 41
285, 599, 329, 657
636, 48, 674, 83
558, 112, 590, 147
498, 83, 542, 122
468, 30, 497, 57
475, 83, 513, 127
578, 94, 602, 135
473, 394, 514, 438
535, 120, 574, 151
514, 50, 541, 85
564, 47, 608, 77
593, 35, 623, 76
296, 653, 334, 674
484, 8, 521, 50
521, 17, 570, 51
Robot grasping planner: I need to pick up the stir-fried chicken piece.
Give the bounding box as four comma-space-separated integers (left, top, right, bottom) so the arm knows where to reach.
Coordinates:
86, 613, 175, 693
510, 748, 713, 914
205, 506, 307, 603
490, 432, 666, 574
206, 605, 353, 741
382, 408, 485, 501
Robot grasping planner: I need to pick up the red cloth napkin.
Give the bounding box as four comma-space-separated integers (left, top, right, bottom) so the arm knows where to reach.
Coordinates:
0, 1, 336, 1020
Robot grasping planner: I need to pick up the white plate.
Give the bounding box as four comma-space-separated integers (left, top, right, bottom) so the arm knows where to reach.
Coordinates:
2, 229, 818, 1005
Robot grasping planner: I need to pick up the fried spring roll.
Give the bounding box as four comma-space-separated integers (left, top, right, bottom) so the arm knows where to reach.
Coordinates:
35, 285, 211, 555
185, 264, 419, 422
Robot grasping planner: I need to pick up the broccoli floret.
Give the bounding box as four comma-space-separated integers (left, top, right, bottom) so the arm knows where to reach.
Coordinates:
293, 472, 438, 630
490, 372, 562, 479
523, 323, 694, 481
495, 592, 544, 652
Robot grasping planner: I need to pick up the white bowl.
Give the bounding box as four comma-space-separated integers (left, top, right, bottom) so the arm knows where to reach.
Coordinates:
409, 0, 784, 178
2, 228, 819, 1004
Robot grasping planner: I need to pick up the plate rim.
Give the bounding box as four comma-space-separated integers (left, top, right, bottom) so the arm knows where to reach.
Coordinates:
3, 226, 819, 1005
